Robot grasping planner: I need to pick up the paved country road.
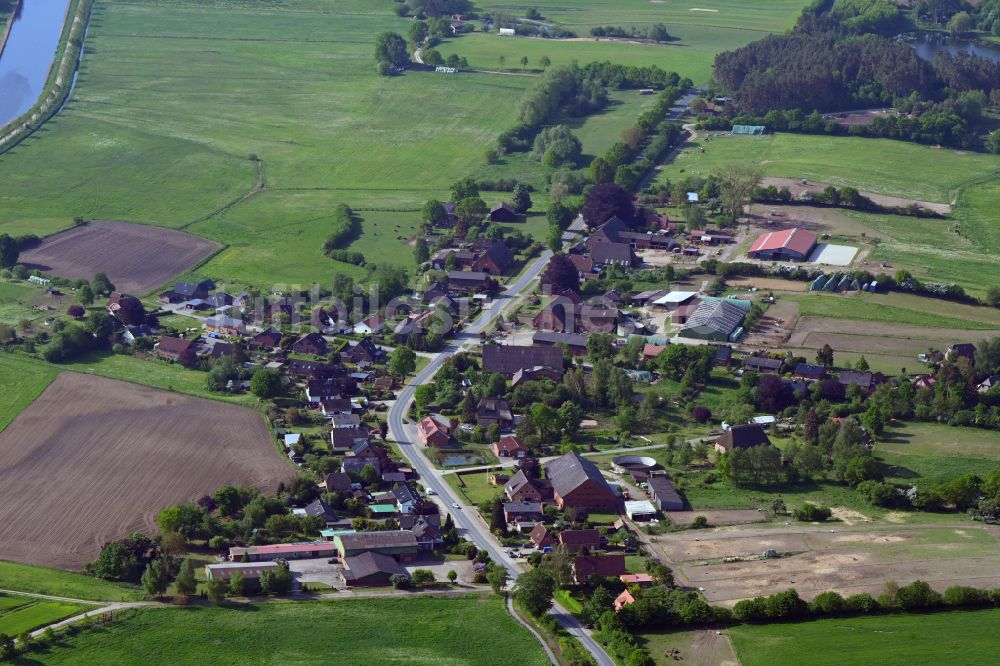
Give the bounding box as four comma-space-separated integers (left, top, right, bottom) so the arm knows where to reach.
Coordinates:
387, 248, 616, 666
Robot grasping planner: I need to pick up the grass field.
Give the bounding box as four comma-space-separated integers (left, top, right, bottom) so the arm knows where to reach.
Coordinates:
0, 354, 57, 432
446, 471, 506, 506
783, 292, 1000, 330
466, 0, 809, 82
729, 608, 1000, 666
0, 595, 85, 636
0, 561, 141, 602
31, 595, 549, 665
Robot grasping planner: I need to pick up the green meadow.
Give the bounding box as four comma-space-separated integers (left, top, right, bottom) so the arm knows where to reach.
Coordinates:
784, 292, 1000, 330
0, 596, 85, 637
0, 561, 142, 602
29, 595, 549, 665
465, 0, 809, 82
0, 354, 57, 432
729, 608, 1000, 666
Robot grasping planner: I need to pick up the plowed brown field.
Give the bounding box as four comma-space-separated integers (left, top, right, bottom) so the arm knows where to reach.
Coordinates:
0, 373, 293, 569
19, 221, 220, 295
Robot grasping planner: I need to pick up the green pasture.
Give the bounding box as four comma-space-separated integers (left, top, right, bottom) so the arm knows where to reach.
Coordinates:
31, 595, 549, 665
729, 608, 1000, 666
784, 292, 1000, 331
446, 471, 505, 506
466, 0, 810, 81
659, 133, 999, 202
0, 354, 57, 432
0, 561, 142, 602
0, 597, 85, 636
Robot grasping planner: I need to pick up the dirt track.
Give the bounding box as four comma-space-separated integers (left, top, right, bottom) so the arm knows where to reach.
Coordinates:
19, 221, 220, 295
0, 373, 293, 569
760, 177, 952, 214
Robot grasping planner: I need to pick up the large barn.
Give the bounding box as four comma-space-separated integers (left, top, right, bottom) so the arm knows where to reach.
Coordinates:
747, 228, 818, 261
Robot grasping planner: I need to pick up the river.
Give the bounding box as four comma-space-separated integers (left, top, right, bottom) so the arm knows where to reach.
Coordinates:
0, 0, 72, 128
908, 33, 1000, 64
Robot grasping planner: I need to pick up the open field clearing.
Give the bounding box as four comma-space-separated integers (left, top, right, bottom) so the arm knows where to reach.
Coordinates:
468, 0, 809, 82
784, 292, 1000, 330
19, 221, 221, 295
0, 354, 57, 432
0, 595, 85, 636
786, 316, 998, 359
729, 608, 1000, 666
30, 595, 549, 665
0, 373, 292, 569
879, 422, 1000, 463
652, 524, 1000, 605
638, 628, 738, 666
0, 561, 141, 601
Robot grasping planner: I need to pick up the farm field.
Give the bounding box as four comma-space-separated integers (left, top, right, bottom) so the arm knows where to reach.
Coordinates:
29, 595, 550, 665
729, 608, 1000, 666
0, 561, 141, 602
0, 353, 57, 432
0, 595, 85, 637
18, 221, 221, 296
658, 132, 1000, 295
0, 372, 293, 569
782, 292, 1000, 331
466, 0, 809, 82
653, 523, 1000, 606
0, 0, 539, 288
637, 627, 738, 666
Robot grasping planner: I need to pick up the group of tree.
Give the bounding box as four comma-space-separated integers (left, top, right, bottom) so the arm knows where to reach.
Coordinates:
43, 311, 115, 363
323, 204, 363, 265
375, 32, 410, 75
590, 23, 672, 42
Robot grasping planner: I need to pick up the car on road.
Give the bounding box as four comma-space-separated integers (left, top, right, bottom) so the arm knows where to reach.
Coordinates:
425, 488, 436, 495
452, 503, 461, 509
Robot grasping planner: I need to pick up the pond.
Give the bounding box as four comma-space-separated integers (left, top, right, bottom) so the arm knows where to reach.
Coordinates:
0, 0, 73, 128
441, 454, 486, 467
907, 33, 1000, 64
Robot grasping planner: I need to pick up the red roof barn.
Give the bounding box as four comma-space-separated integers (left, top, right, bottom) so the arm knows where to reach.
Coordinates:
747, 228, 817, 261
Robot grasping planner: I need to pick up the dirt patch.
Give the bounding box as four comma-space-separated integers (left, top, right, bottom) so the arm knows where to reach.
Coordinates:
785, 316, 1000, 353
830, 508, 870, 526
760, 177, 952, 215
19, 221, 221, 295
667, 510, 769, 527
741, 299, 799, 350
0, 373, 293, 569
727, 277, 808, 292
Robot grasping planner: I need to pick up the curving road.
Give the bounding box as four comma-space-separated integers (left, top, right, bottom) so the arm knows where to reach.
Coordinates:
387, 242, 615, 666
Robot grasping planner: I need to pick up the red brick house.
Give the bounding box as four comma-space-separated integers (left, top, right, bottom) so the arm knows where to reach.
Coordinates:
573, 554, 626, 584
492, 435, 529, 458
417, 415, 451, 447
156, 336, 196, 364
471, 241, 514, 275
546, 452, 619, 512
489, 202, 517, 222
291, 332, 328, 356
558, 528, 601, 551
504, 470, 553, 503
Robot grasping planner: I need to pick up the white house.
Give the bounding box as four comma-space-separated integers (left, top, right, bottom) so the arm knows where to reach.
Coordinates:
353, 315, 384, 335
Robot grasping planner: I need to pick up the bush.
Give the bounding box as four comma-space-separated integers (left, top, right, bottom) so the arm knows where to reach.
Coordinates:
322, 204, 360, 255
690, 515, 709, 529
809, 591, 846, 615
943, 585, 990, 607
844, 592, 879, 613
391, 574, 411, 589
896, 580, 942, 610
793, 503, 832, 522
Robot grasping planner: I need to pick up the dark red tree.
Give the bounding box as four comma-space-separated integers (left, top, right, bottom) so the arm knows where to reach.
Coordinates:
581, 182, 637, 228
541, 254, 580, 294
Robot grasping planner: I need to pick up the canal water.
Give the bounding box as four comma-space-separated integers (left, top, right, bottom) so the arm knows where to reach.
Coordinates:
0, 0, 72, 128
908, 33, 1000, 64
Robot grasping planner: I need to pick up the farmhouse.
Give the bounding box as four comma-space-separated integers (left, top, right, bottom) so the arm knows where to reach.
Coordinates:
203, 315, 246, 336
448, 270, 491, 293
155, 336, 196, 363
838, 370, 883, 393
503, 501, 544, 523
505, 470, 554, 503
947, 343, 977, 363
353, 315, 385, 335
324, 472, 353, 492
205, 561, 280, 582
477, 397, 513, 429
106, 292, 145, 325
546, 452, 619, 512
291, 332, 328, 356
558, 528, 601, 551
743, 356, 783, 374
334, 530, 419, 562
471, 241, 515, 275
748, 228, 818, 261
679, 299, 748, 341
591, 242, 636, 268
304, 499, 338, 526
489, 202, 518, 222
492, 434, 529, 458
715, 423, 772, 454
533, 331, 587, 356
250, 327, 283, 350
573, 554, 626, 584
794, 362, 827, 380
330, 427, 371, 453
341, 551, 409, 587
346, 337, 382, 363
482, 344, 563, 378
529, 524, 557, 549
228, 541, 338, 562
417, 415, 452, 447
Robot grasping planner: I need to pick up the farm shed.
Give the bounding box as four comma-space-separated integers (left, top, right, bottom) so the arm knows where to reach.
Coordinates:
732, 125, 766, 135
748, 228, 818, 261
678, 299, 747, 341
